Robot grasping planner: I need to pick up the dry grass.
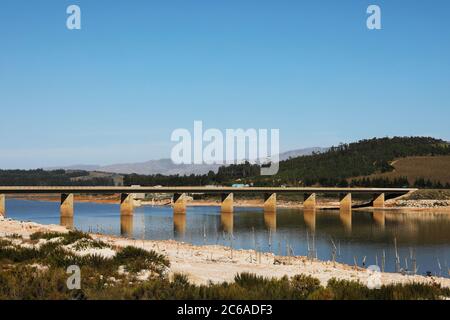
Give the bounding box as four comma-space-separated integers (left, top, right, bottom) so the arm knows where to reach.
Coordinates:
356, 156, 450, 185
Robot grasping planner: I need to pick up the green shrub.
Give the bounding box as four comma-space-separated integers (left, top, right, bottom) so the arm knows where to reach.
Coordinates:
114, 246, 170, 275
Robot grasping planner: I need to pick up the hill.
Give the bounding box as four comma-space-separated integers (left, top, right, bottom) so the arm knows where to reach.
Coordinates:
351, 156, 450, 187
245, 137, 450, 187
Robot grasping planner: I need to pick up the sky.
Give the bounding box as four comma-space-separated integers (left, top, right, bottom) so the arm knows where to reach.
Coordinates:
0, 0, 449, 169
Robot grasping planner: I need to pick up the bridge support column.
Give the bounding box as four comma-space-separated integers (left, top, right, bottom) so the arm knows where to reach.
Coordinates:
60, 193, 74, 218
339, 193, 352, 211
120, 193, 134, 216
372, 193, 385, 208
0, 194, 5, 216
221, 193, 234, 213
173, 193, 187, 214
303, 193, 316, 209
264, 193, 276, 213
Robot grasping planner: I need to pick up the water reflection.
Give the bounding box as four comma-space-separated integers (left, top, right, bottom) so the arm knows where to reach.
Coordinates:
303, 208, 316, 232
60, 216, 74, 230
339, 209, 352, 232
373, 211, 386, 229
173, 213, 186, 237
120, 215, 133, 237
264, 212, 276, 232
220, 212, 234, 234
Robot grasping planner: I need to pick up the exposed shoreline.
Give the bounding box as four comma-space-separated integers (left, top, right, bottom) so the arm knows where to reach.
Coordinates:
1, 215, 449, 288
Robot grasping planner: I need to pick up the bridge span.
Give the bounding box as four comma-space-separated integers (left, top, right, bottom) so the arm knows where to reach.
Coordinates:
0, 186, 416, 218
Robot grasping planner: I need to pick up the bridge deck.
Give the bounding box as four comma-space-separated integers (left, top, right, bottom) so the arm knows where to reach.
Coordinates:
0, 186, 416, 195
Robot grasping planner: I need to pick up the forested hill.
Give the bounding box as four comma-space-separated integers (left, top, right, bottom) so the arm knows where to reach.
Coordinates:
123, 136, 450, 188
1, 137, 449, 188
269, 137, 450, 186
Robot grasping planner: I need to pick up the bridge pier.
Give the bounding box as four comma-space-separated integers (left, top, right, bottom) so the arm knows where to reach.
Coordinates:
303, 193, 316, 209
173, 193, 187, 214
120, 193, 134, 216
339, 193, 352, 211
372, 193, 385, 208
221, 193, 234, 213
0, 194, 5, 216
60, 193, 74, 217
264, 193, 277, 213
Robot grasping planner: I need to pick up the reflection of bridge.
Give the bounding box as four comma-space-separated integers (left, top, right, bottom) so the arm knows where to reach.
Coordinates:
0, 186, 416, 218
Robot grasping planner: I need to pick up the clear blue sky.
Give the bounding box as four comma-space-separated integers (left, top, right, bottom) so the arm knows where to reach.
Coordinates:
1, 0, 449, 168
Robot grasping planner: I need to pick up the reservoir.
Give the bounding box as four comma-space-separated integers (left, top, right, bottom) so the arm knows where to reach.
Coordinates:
5, 199, 450, 278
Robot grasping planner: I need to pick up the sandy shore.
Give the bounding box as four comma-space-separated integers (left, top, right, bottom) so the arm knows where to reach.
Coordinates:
1, 216, 449, 288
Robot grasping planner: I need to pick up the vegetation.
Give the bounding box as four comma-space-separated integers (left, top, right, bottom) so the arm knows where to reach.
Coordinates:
1, 231, 450, 300
125, 137, 450, 188
1, 137, 449, 189
0, 169, 115, 186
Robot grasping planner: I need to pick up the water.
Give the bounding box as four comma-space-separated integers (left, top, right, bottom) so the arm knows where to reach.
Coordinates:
5, 199, 450, 277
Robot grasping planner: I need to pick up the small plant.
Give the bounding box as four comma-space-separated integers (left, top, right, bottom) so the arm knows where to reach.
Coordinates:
114, 246, 170, 275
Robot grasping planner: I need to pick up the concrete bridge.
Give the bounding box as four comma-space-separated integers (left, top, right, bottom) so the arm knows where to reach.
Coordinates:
0, 186, 416, 218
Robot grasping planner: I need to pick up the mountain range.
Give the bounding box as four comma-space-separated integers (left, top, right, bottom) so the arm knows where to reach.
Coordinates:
47, 147, 327, 176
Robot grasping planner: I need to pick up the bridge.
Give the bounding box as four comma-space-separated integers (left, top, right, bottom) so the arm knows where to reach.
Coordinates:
0, 186, 416, 218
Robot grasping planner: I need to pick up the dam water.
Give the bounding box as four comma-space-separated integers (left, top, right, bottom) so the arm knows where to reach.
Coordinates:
5, 199, 450, 278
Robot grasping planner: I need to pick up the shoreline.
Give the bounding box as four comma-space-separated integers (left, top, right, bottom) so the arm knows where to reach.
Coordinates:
1, 215, 450, 288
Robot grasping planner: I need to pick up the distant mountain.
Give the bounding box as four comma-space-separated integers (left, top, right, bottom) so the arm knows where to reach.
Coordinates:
278, 147, 328, 161
46, 147, 327, 176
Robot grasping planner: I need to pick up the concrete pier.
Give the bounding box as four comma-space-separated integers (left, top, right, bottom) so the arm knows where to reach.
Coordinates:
264, 193, 276, 213
221, 193, 234, 213
0, 194, 5, 216
373, 193, 385, 208
339, 193, 352, 211
303, 193, 316, 209
120, 193, 134, 216
173, 193, 187, 214
60, 193, 74, 217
